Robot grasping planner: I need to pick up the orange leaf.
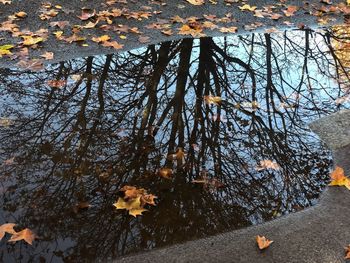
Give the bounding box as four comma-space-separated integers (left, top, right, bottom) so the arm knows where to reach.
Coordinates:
329, 166, 350, 190
345, 245, 350, 259
0, 223, 16, 241
8, 228, 37, 245
256, 235, 273, 250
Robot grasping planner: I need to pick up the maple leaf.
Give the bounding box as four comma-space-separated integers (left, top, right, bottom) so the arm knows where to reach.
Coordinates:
8, 228, 37, 245
256, 235, 273, 250
345, 245, 350, 259
40, 51, 54, 60
0, 44, 14, 57
0, 223, 16, 241
329, 166, 350, 190
186, 0, 204, 5
114, 196, 148, 217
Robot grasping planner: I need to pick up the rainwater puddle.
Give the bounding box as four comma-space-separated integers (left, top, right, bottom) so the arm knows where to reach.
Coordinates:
0, 26, 350, 262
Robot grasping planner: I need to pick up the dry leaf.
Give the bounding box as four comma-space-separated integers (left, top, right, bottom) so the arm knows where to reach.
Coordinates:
186, 0, 204, 5
345, 245, 350, 259
256, 160, 280, 171
40, 51, 54, 60
8, 228, 37, 245
329, 166, 350, 190
256, 235, 273, 250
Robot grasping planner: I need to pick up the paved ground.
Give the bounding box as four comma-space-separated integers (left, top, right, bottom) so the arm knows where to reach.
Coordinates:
0, 0, 347, 67
118, 110, 350, 263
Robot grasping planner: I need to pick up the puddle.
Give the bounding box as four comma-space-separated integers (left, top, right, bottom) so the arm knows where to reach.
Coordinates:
0, 26, 350, 261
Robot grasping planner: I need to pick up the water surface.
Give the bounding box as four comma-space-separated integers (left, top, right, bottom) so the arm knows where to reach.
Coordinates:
0, 26, 350, 262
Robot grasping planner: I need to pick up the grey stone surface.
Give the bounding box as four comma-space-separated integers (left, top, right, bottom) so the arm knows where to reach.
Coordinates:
310, 110, 350, 150
0, 0, 346, 68
116, 114, 350, 263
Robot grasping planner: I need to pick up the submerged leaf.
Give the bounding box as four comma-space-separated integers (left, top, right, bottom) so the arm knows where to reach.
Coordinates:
8, 228, 36, 245
0, 223, 16, 241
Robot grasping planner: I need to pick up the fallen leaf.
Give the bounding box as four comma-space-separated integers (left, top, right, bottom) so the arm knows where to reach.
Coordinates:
239, 4, 257, 11
40, 51, 54, 60
0, 44, 14, 57
345, 245, 350, 259
77, 8, 96, 20
0, 223, 16, 240
186, 0, 204, 5
329, 166, 350, 190
256, 235, 273, 250
15, 11, 27, 18
8, 228, 36, 245
21, 36, 44, 46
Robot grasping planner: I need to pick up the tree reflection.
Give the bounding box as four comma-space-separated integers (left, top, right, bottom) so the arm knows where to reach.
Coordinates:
0, 28, 348, 261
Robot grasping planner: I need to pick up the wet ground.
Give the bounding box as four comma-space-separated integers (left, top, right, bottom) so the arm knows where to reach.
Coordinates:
0, 23, 350, 262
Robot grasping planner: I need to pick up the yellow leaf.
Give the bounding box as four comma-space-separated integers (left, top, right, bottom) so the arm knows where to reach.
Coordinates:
8, 228, 36, 245
256, 235, 273, 250
329, 166, 350, 190
0, 44, 14, 57
239, 4, 257, 11
92, 35, 110, 43
114, 196, 142, 210
129, 208, 148, 217
22, 36, 44, 46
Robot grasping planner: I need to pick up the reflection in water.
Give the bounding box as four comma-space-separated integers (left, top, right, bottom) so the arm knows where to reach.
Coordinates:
0, 28, 349, 261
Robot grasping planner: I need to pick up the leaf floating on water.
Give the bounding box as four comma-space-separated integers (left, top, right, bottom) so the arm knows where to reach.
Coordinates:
0, 223, 16, 241
256, 160, 280, 171
329, 166, 350, 190
256, 235, 273, 250
203, 95, 222, 105
113, 186, 157, 217
8, 228, 37, 245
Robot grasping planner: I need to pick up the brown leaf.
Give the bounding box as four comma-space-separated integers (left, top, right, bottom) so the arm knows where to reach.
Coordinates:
256, 235, 273, 250
158, 168, 173, 179
47, 80, 66, 88
40, 51, 54, 60
8, 228, 37, 245
77, 8, 96, 20
345, 245, 350, 259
